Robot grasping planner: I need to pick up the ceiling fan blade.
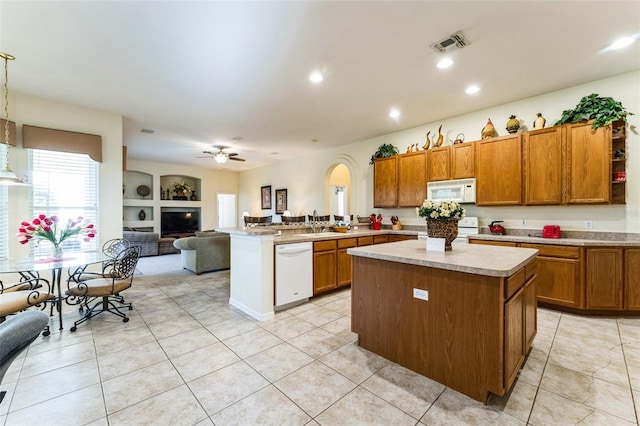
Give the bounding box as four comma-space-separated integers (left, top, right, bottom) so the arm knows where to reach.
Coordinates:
202, 150, 216, 155
228, 152, 239, 157
229, 157, 246, 162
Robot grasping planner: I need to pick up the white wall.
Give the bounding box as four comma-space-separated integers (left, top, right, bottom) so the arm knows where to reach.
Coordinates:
238, 70, 640, 233
7, 92, 123, 259
126, 158, 238, 231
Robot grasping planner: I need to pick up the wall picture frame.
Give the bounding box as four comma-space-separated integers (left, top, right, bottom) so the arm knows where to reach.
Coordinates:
261, 185, 272, 210
275, 188, 287, 214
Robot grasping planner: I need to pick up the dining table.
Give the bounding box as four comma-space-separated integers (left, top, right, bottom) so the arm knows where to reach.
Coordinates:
0, 251, 109, 334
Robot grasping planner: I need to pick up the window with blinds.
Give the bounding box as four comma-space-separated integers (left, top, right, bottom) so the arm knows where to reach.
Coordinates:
0, 144, 8, 259
29, 149, 99, 257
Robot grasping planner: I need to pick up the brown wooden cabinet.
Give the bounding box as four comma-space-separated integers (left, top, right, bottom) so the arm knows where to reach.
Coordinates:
523, 126, 564, 205
451, 142, 476, 179
566, 122, 612, 204
586, 248, 623, 310
397, 151, 427, 207
625, 249, 640, 309
373, 235, 389, 244
504, 285, 525, 390
426, 142, 475, 182
475, 134, 522, 206
357, 236, 373, 246
373, 156, 398, 207
337, 238, 357, 288
519, 243, 583, 309
504, 261, 537, 390
426, 147, 450, 182
388, 234, 416, 242
313, 240, 337, 295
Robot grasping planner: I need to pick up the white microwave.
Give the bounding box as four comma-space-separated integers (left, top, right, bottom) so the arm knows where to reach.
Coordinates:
427, 178, 476, 204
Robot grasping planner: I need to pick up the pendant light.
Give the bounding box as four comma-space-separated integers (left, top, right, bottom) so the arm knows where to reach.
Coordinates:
0, 52, 27, 185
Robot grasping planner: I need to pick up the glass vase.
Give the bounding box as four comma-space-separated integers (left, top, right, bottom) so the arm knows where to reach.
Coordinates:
52, 243, 64, 260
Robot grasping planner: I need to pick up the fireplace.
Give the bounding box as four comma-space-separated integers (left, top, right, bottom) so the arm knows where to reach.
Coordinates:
161, 208, 200, 237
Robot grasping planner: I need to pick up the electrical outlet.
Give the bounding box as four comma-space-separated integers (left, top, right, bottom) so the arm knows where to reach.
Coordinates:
521, 219, 527, 226
585, 220, 593, 229
413, 288, 429, 301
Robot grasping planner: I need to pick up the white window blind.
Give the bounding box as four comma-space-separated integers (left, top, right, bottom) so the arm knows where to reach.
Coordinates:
0, 144, 8, 259
29, 149, 99, 257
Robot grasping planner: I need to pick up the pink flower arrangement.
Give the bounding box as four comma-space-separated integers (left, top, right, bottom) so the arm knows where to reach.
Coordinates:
17, 214, 97, 248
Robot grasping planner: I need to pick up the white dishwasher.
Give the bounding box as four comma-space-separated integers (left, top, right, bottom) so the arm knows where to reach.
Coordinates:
275, 242, 313, 308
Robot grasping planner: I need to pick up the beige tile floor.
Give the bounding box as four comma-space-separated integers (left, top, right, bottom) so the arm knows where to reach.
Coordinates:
1, 254, 638, 425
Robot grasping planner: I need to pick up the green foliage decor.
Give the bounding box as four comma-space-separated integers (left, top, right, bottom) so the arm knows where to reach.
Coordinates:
555, 93, 633, 129
369, 143, 399, 165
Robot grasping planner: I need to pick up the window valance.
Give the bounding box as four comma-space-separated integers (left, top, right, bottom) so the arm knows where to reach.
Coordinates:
0, 119, 17, 146
22, 124, 102, 162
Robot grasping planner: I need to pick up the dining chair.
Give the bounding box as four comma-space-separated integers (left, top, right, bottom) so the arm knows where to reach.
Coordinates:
65, 245, 141, 331
0, 277, 54, 325
0, 310, 50, 404
69, 238, 131, 282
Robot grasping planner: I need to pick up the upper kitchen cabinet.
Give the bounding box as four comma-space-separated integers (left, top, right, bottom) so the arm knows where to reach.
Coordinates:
373, 156, 398, 207
426, 147, 450, 182
426, 142, 475, 182
475, 134, 522, 206
523, 126, 564, 205
397, 151, 427, 207
565, 121, 622, 204
451, 142, 476, 179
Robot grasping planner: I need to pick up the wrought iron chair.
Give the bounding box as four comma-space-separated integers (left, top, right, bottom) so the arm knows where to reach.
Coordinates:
0, 310, 50, 404
69, 238, 131, 282
65, 245, 141, 331
0, 277, 54, 327
333, 215, 353, 222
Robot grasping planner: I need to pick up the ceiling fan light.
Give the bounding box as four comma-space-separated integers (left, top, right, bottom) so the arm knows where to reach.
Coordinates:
214, 151, 228, 163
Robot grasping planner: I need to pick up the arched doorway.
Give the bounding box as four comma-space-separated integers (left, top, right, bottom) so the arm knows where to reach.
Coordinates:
324, 155, 359, 221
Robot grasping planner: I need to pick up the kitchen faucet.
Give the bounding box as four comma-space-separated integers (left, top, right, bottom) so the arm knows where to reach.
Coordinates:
312, 209, 317, 233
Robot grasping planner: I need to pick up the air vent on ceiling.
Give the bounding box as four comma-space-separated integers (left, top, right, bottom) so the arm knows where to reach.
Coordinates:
430, 31, 470, 54
140, 128, 155, 134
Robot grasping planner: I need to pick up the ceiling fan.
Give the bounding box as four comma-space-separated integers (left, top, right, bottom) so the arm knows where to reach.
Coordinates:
199, 145, 246, 164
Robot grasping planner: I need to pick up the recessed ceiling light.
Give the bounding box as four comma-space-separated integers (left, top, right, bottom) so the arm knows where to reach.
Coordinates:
309, 71, 324, 83
608, 36, 637, 50
465, 85, 480, 95
437, 58, 453, 69
389, 108, 400, 119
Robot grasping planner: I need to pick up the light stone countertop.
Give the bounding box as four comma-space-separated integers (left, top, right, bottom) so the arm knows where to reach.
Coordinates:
469, 233, 640, 247
216, 227, 418, 244
347, 239, 538, 278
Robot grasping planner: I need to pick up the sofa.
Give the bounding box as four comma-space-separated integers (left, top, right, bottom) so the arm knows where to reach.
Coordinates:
172, 231, 230, 274
123, 230, 181, 257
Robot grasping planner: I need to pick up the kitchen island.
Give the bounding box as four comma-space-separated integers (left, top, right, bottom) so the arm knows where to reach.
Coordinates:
348, 239, 538, 403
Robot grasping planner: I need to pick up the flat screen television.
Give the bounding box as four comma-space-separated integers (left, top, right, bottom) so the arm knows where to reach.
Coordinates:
161, 211, 200, 236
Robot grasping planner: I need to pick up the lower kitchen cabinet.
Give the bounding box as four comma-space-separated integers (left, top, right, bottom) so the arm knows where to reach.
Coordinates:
337, 238, 357, 288
519, 244, 583, 309
373, 235, 389, 244
625, 249, 640, 309
586, 248, 623, 310
388, 234, 416, 242
313, 240, 337, 295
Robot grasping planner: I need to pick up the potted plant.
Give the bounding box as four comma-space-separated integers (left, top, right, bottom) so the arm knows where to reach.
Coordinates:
554, 93, 634, 129
369, 143, 399, 164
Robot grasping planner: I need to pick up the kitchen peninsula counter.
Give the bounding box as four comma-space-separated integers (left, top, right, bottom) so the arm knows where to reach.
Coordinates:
348, 239, 538, 403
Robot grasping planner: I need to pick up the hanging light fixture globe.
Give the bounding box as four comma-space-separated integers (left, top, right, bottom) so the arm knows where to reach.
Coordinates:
0, 52, 28, 185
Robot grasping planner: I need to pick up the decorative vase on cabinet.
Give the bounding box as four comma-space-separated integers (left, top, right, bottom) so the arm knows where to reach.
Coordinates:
138, 209, 146, 221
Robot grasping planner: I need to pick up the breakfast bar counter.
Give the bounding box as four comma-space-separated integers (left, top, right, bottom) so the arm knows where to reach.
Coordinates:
348, 240, 538, 403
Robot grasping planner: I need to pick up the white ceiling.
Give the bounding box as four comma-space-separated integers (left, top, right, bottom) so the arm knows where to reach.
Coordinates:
1, 1, 639, 171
